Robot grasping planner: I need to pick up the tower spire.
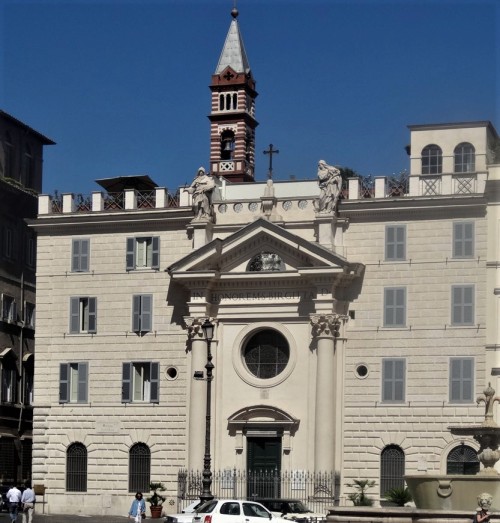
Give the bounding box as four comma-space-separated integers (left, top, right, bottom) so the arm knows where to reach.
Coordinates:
208, 7, 258, 183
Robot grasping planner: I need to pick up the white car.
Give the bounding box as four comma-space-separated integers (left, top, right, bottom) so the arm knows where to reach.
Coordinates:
192, 499, 290, 523
164, 500, 207, 523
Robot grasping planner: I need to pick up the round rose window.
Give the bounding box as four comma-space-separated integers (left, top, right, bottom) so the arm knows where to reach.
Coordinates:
243, 330, 290, 379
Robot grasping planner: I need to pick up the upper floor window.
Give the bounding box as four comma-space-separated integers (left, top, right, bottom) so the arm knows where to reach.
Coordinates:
26, 234, 36, 268
1, 294, 17, 324
450, 357, 474, 403
2, 224, 15, 260
71, 239, 90, 272
385, 225, 406, 261
59, 362, 88, 403
126, 237, 159, 270
23, 144, 34, 187
454, 143, 475, 173
384, 287, 406, 327
24, 301, 35, 329
66, 442, 87, 492
421, 144, 442, 174
122, 362, 159, 403
3, 132, 13, 179
221, 130, 235, 160
132, 295, 153, 333
219, 92, 238, 111
1, 363, 18, 403
451, 285, 474, 325
70, 297, 97, 334
382, 358, 405, 403
453, 222, 474, 258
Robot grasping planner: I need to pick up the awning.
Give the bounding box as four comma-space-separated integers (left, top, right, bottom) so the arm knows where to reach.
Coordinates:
95, 175, 158, 192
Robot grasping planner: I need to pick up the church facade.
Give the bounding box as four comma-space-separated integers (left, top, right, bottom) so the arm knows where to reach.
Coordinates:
31, 8, 500, 517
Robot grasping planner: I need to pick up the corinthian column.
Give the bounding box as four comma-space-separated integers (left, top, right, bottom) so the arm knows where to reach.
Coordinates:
310, 314, 341, 473
185, 317, 210, 472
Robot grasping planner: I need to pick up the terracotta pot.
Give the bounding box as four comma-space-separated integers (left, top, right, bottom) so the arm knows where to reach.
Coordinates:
150, 505, 163, 519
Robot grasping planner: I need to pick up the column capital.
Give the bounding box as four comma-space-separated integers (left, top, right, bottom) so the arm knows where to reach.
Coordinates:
310, 313, 345, 338
183, 316, 218, 340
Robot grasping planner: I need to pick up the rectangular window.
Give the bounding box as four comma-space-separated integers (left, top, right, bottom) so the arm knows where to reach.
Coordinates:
1, 294, 17, 323
382, 358, 405, 403
132, 295, 152, 332
59, 362, 88, 403
453, 222, 474, 258
126, 237, 160, 270
122, 362, 159, 403
451, 285, 474, 325
385, 225, 406, 261
384, 287, 406, 327
26, 235, 36, 268
1, 366, 18, 403
70, 297, 97, 334
4, 226, 14, 259
450, 357, 474, 403
24, 302, 35, 329
71, 239, 90, 272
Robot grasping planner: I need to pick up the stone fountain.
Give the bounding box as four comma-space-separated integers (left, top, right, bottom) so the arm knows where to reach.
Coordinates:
406, 383, 500, 511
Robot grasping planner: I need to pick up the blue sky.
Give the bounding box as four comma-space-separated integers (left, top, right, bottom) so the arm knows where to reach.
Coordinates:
1, 0, 499, 196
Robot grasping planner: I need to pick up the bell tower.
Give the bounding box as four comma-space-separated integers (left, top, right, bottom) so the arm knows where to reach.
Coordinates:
209, 7, 258, 183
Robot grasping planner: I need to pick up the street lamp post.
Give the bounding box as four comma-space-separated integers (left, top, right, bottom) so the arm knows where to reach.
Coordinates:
200, 318, 215, 502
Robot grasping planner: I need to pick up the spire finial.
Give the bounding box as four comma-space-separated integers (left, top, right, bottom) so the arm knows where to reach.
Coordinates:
231, 1, 238, 19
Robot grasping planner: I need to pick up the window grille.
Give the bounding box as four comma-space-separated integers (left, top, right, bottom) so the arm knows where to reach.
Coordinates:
380, 445, 405, 496
129, 443, 151, 492
66, 442, 87, 492
243, 330, 289, 379
447, 445, 479, 475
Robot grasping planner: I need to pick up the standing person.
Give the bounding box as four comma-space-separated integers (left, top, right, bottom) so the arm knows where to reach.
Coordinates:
6, 484, 22, 523
21, 483, 35, 523
129, 492, 146, 522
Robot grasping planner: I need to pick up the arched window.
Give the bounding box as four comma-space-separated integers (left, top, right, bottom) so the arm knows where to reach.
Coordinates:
219, 94, 225, 111
247, 252, 284, 272
243, 330, 289, 379
66, 442, 87, 492
380, 445, 405, 496
447, 444, 479, 475
454, 143, 475, 173
129, 443, 151, 492
421, 144, 442, 174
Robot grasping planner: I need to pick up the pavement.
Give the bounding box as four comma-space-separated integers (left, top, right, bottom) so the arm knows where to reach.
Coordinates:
0, 513, 134, 523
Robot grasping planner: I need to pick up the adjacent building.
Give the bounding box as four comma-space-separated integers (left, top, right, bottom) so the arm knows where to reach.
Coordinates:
31, 8, 500, 517
0, 110, 54, 483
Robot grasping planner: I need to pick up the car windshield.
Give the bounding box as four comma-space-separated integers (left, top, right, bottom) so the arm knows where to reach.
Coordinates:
285, 502, 310, 513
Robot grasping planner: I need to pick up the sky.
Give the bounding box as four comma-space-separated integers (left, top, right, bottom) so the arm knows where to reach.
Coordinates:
1, 0, 499, 196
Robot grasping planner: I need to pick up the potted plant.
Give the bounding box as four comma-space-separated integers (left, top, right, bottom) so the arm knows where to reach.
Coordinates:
147, 482, 166, 518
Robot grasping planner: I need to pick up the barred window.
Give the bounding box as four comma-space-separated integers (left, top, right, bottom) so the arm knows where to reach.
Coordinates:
447, 444, 479, 475
380, 445, 405, 496
129, 443, 151, 492
243, 330, 289, 379
66, 442, 87, 492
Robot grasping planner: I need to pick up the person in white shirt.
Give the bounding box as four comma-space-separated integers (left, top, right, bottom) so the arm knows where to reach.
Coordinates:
21, 483, 36, 523
6, 485, 22, 523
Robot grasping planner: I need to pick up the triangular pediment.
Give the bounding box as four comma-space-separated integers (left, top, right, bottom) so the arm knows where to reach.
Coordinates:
167, 219, 361, 283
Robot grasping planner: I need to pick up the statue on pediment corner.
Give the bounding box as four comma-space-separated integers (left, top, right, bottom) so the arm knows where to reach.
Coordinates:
313, 160, 342, 215
188, 167, 216, 221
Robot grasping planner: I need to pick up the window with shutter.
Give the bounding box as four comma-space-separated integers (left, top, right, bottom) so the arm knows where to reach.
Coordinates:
450, 357, 474, 402
69, 297, 97, 334
385, 225, 406, 261
453, 222, 474, 258
59, 362, 88, 403
132, 295, 153, 333
384, 287, 406, 327
126, 237, 160, 270
71, 239, 90, 272
382, 358, 405, 402
123, 362, 160, 403
451, 285, 474, 325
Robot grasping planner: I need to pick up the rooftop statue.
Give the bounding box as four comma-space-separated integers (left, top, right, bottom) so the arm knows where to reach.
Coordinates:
188, 167, 215, 220
313, 160, 342, 214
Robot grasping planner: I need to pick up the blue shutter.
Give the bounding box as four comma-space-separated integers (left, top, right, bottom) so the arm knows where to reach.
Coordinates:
80, 239, 89, 272
132, 296, 141, 331
150, 362, 159, 403
88, 297, 97, 333
72, 240, 80, 272
70, 297, 80, 333
151, 237, 160, 269
59, 363, 69, 403
126, 238, 135, 270
141, 295, 152, 332
78, 362, 88, 403
122, 363, 132, 403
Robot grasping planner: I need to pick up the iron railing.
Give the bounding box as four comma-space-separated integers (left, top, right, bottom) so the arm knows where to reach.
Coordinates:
177, 469, 340, 514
